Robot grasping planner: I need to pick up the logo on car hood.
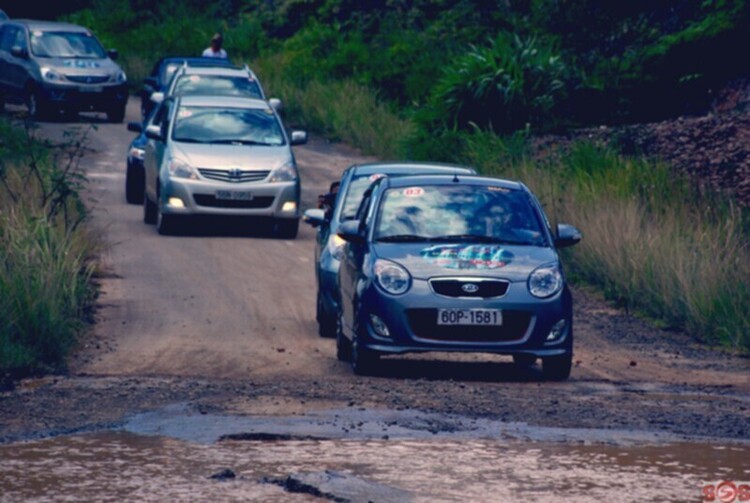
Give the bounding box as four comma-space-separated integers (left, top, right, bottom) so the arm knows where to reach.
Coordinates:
461, 283, 480, 293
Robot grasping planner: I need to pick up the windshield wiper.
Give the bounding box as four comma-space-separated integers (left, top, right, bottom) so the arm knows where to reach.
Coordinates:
173, 137, 205, 143
208, 139, 275, 146
431, 234, 534, 245
377, 234, 429, 242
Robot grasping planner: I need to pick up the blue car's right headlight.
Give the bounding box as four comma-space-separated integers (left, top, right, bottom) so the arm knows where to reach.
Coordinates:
528, 263, 563, 298
374, 259, 411, 295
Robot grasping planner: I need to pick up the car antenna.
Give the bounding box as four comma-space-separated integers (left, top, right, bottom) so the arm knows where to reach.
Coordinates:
453, 171, 460, 183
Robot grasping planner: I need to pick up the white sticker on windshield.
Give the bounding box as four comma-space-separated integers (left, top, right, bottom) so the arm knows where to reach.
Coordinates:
33, 31, 43, 37
369, 173, 385, 182
189, 75, 201, 82
178, 109, 192, 118
403, 187, 424, 197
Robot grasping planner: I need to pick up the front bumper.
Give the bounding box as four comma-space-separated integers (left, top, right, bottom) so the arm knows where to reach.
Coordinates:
39, 82, 128, 111
353, 277, 573, 357
160, 177, 300, 219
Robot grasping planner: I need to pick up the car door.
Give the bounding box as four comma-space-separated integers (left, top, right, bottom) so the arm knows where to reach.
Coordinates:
0, 24, 26, 100
143, 99, 173, 202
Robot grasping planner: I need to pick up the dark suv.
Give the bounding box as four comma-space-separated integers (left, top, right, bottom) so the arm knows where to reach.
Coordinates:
0, 20, 127, 121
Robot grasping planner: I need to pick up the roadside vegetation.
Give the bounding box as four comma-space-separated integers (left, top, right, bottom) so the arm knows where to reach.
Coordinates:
0, 119, 97, 378
46, 0, 750, 351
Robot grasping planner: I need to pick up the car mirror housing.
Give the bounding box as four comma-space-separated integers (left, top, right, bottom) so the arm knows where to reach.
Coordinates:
303, 208, 327, 228
337, 220, 364, 245
144, 124, 164, 141
268, 98, 283, 112
127, 122, 143, 133
107, 49, 119, 60
290, 130, 308, 146
555, 224, 582, 248
150, 91, 165, 104
11, 46, 28, 59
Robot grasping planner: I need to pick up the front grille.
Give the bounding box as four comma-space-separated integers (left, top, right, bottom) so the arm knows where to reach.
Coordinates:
406, 309, 531, 342
193, 195, 274, 209
198, 168, 270, 183
430, 278, 509, 298
66, 75, 109, 84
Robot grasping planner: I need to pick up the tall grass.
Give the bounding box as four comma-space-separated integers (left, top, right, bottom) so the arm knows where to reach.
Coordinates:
463, 134, 750, 350
0, 120, 97, 376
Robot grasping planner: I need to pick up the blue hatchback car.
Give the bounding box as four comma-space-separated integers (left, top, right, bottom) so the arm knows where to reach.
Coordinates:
303, 162, 476, 338
335, 174, 582, 379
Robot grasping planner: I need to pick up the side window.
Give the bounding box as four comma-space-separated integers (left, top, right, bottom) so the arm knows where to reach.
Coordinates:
0, 26, 17, 52
13, 27, 27, 51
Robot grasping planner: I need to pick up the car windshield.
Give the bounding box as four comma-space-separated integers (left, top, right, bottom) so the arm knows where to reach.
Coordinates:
30, 31, 107, 59
162, 63, 182, 85
374, 185, 547, 246
172, 106, 285, 146
173, 75, 263, 99
340, 174, 386, 220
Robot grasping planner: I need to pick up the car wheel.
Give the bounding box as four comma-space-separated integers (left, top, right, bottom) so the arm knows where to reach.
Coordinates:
513, 354, 537, 367
125, 164, 144, 204
542, 353, 572, 381
143, 193, 157, 224
317, 292, 336, 338
26, 88, 48, 119
107, 105, 126, 123
156, 200, 180, 235
350, 328, 379, 376
275, 218, 299, 239
335, 314, 351, 362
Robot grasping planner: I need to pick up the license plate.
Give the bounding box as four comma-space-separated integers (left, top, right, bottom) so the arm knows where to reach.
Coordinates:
437, 309, 502, 326
216, 190, 253, 201
79, 86, 103, 93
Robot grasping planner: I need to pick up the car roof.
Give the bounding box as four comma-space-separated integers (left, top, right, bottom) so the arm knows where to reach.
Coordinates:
175, 66, 254, 77
382, 174, 524, 191
350, 162, 476, 176
160, 57, 234, 68
11, 20, 91, 32
176, 95, 271, 110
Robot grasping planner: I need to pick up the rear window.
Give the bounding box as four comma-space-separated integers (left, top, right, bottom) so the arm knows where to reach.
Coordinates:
173, 75, 263, 99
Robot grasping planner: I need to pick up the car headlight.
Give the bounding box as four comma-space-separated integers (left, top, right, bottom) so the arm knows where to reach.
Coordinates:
268, 162, 298, 182
167, 159, 198, 180
528, 263, 563, 298
374, 259, 411, 295
328, 234, 346, 261
128, 146, 145, 161
40, 67, 63, 82
111, 70, 127, 84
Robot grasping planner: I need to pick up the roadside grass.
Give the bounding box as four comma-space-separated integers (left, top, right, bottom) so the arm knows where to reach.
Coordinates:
0, 120, 98, 377
463, 133, 750, 350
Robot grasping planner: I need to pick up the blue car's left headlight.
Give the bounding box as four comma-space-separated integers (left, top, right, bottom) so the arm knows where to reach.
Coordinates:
374, 259, 411, 295
528, 263, 563, 298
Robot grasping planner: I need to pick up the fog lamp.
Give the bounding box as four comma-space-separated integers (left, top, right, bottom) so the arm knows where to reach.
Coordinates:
281, 201, 297, 212
546, 319, 567, 341
168, 197, 185, 209
369, 314, 391, 337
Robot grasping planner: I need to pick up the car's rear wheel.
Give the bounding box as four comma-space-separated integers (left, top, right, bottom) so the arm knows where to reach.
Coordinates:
513, 354, 537, 366
107, 104, 126, 123
125, 164, 144, 204
335, 315, 351, 362
275, 218, 299, 239
350, 328, 379, 376
317, 292, 336, 338
143, 193, 157, 224
542, 353, 572, 381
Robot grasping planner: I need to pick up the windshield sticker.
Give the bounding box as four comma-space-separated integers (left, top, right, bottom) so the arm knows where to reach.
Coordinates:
488, 186, 510, 192
369, 173, 386, 182
420, 245, 514, 270
33, 31, 43, 37
189, 75, 201, 82
177, 109, 192, 118
403, 187, 424, 197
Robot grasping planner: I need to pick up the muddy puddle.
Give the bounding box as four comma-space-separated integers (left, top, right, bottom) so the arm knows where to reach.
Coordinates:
1, 406, 748, 502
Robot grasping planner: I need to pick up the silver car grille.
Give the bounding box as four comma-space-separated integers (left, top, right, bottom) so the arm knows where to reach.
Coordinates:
66, 75, 110, 84
198, 168, 270, 183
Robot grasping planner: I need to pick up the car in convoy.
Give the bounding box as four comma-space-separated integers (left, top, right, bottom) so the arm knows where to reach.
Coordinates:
124, 107, 157, 204
0, 20, 127, 121
140, 95, 307, 237
335, 174, 582, 379
303, 162, 476, 338
149, 64, 281, 113
0, 9, 8, 22
139, 56, 235, 119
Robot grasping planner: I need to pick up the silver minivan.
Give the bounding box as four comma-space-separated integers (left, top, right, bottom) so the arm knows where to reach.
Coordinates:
0, 20, 127, 121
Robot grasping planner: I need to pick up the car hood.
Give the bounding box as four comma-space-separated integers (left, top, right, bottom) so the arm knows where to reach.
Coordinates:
44, 57, 121, 76
373, 242, 560, 281
171, 143, 292, 171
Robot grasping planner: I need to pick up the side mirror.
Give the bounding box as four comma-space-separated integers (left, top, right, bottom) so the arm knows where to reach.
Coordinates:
10, 46, 27, 59
303, 208, 327, 228
268, 98, 283, 112
337, 220, 364, 245
143, 76, 157, 90
107, 49, 119, 60
127, 122, 143, 133
555, 224, 582, 248
144, 124, 164, 141
150, 91, 165, 104
290, 130, 307, 146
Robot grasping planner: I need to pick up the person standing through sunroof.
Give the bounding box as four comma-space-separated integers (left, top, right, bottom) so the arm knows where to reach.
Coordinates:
202, 33, 227, 59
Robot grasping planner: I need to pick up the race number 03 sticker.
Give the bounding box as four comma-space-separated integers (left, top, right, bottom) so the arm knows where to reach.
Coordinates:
702, 481, 750, 502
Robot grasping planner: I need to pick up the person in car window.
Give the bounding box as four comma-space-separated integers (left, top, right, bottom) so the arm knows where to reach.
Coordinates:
202, 33, 227, 59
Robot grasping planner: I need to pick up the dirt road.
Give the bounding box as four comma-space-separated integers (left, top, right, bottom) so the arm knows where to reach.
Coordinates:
1, 100, 749, 500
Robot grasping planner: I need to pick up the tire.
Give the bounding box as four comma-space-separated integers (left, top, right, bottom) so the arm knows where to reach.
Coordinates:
125, 164, 144, 204
335, 315, 351, 362
156, 200, 179, 235
317, 292, 336, 338
107, 104, 126, 123
513, 354, 537, 367
542, 353, 572, 381
275, 218, 299, 239
143, 193, 157, 224
350, 328, 379, 376
26, 87, 49, 119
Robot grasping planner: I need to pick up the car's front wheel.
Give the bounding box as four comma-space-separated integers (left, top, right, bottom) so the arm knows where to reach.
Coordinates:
143, 193, 157, 224
317, 292, 336, 338
107, 104, 126, 123
26, 87, 49, 119
156, 200, 180, 235
335, 315, 351, 362
125, 164, 144, 204
350, 328, 379, 376
542, 353, 572, 381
